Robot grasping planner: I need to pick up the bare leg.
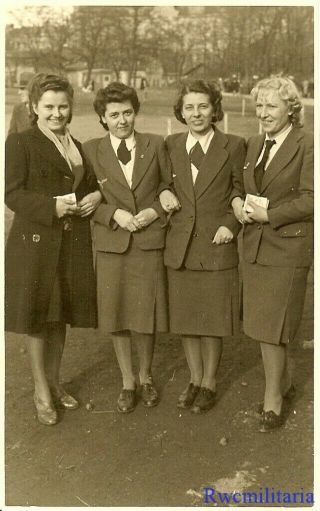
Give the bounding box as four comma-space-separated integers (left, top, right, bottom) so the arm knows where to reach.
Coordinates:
45, 322, 66, 389
112, 332, 136, 389
132, 332, 155, 384
260, 342, 286, 414
27, 330, 52, 403
182, 336, 203, 386
200, 336, 223, 392
281, 347, 293, 395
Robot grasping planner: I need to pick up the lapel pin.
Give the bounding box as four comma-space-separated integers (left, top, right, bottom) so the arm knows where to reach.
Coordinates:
243, 162, 250, 170
173, 173, 177, 178
140, 154, 144, 159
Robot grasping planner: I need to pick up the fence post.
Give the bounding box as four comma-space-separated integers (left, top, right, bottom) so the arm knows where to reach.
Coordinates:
241, 98, 246, 116
224, 112, 228, 133
167, 118, 172, 136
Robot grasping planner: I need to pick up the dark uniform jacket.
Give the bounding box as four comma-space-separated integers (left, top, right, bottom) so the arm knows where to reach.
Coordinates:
5, 126, 98, 334
83, 131, 172, 254
164, 128, 246, 271
243, 128, 313, 268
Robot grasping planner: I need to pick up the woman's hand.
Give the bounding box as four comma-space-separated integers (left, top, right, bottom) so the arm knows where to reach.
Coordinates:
212, 226, 234, 245
134, 208, 158, 228
55, 197, 79, 218
77, 191, 102, 217
247, 201, 269, 224
231, 197, 253, 225
159, 190, 181, 213
113, 209, 141, 232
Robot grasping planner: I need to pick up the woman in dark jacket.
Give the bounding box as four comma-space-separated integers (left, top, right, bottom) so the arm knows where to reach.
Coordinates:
5, 73, 101, 425
161, 80, 245, 413
233, 76, 313, 432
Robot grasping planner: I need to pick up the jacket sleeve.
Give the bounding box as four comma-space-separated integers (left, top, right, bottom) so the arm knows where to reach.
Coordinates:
7, 106, 19, 136
229, 137, 246, 204
5, 133, 56, 226
150, 136, 174, 220
268, 135, 314, 229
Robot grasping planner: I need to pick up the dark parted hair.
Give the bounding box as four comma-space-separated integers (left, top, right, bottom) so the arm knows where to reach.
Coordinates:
93, 82, 140, 131
28, 73, 74, 125
174, 80, 224, 125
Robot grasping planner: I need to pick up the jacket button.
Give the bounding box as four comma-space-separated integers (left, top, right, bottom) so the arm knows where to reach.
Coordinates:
32, 234, 41, 242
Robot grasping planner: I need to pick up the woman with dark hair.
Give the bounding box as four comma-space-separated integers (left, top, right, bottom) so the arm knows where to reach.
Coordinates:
5, 73, 101, 425
236, 76, 313, 432
160, 80, 245, 413
83, 82, 179, 413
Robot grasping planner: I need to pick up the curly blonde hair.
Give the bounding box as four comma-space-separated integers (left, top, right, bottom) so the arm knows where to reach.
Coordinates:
251, 76, 304, 127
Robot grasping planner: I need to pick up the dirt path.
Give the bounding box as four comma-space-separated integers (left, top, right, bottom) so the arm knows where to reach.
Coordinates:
5, 324, 313, 507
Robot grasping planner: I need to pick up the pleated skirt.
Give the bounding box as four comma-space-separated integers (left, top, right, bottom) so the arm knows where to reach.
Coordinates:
96, 245, 168, 334
167, 267, 239, 337
243, 261, 309, 344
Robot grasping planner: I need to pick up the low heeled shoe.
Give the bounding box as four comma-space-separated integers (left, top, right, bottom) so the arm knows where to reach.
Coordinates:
191, 387, 216, 414
141, 382, 159, 408
51, 387, 79, 410
33, 393, 58, 426
259, 409, 284, 433
177, 383, 200, 409
117, 388, 136, 413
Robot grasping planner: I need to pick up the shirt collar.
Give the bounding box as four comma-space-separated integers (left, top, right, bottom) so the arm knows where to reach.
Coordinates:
110, 131, 136, 152
265, 124, 293, 145
186, 128, 214, 155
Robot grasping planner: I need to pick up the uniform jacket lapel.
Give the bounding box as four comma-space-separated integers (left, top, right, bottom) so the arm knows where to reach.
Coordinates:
131, 132, 153, 190
30, 126, 73, 179
169, 132, 195, 204
245, 135, 265, 194
194, 128, 228, 199
96, 133, 129, 189
260, 127, 303, 193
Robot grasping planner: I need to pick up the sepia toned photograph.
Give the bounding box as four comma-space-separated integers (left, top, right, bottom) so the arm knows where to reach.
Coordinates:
4, 3, 314, 507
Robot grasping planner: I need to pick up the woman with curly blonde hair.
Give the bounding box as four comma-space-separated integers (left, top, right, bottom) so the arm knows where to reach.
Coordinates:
233, 76, 313, 432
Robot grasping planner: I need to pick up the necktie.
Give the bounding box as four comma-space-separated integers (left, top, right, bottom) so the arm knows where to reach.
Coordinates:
190, 141, 205, 169
117, 139, 131, 165
255, 139, 276, 191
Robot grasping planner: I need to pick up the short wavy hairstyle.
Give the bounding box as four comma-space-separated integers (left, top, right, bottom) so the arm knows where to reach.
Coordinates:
28, 73, 74, 125
93, 82, 140, 131
251, 76, 304, 127
173, 80, 224, 125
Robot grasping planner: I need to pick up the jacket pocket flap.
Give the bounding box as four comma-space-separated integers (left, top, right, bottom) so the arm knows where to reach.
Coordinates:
278, 223, 306, 237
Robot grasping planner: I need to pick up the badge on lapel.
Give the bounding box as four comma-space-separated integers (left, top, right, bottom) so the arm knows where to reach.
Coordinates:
243, 162, 250, 170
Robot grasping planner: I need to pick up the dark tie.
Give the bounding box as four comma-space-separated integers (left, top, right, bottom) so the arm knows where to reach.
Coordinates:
255, 139, 276, 191
117, 139, 131, 165
190, 141, 205, 169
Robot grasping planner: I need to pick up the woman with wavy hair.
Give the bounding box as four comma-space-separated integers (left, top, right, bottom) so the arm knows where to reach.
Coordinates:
161, 80, 245, 413
5, 73, 101, 425
233, 76, 313, 431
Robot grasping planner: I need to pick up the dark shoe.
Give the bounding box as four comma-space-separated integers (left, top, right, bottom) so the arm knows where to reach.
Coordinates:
51, 387, 79, 410
177, 383, 200, 409
33, 393, 58, 426
259, 409, 284, 433
141, 382, 159, 408
257, 385, 296, 415
191, 387, 216, 414
117, 388, 136, 413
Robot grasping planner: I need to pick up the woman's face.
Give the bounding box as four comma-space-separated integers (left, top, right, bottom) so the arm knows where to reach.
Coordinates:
255, 89, 291, 137
102, 100, 136, 139
33, 90, 71, 134
181, 92, 214, 136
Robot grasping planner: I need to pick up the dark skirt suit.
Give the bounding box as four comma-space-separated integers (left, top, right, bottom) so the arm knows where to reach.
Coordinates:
242, 128, 313, 345
82, 132, 172, 335
164, 128, 246, 336
5, 127, 98, 335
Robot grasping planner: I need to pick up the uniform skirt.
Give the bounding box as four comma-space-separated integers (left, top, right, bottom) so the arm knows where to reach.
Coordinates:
243, 261, 309, 345
96, 244, 168, 334
167, 267, 239, 337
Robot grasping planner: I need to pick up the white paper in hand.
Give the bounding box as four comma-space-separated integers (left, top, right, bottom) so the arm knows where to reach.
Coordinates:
244, 193, 269, 213
54, 192, 77, 204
